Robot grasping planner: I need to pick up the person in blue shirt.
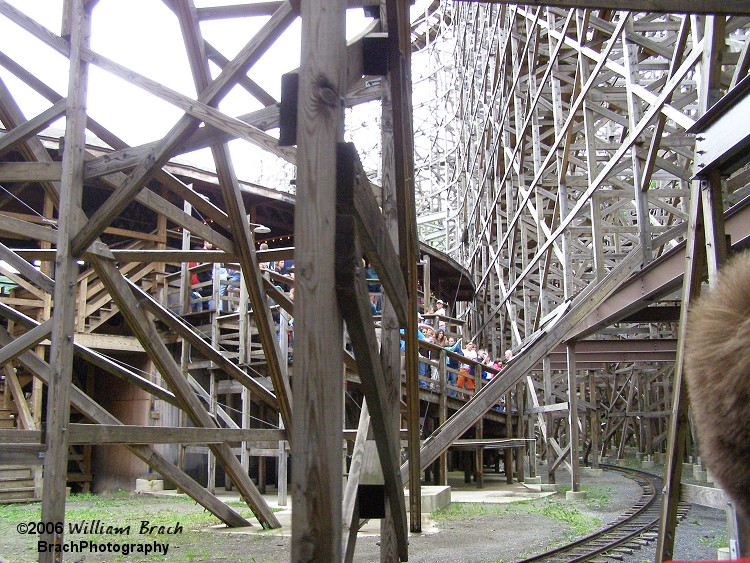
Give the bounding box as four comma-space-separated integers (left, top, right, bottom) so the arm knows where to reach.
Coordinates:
400, 328, 431, 388
444, 337, 463, 396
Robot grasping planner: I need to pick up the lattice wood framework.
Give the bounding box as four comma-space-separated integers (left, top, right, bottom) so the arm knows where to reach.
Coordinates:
417, 0, 750, 557
0, 0, 424, 561
3, 1, 750, 561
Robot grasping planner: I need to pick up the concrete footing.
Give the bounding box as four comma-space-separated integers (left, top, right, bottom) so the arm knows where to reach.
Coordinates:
404, 485, 451, 513
717, 547, 731, 560
524, 476, 542, 484
641, 460, 655, 469
565, 490, 587, 501
540, 483, 559, 492
580, 467, 603, 477
136, 479, 165, 492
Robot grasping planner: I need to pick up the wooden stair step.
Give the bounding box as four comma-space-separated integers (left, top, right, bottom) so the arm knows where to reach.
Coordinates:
0, 467, 33, 480
0, 478, 34, 490
0, 487, 37, 502
67, 473, 93, 483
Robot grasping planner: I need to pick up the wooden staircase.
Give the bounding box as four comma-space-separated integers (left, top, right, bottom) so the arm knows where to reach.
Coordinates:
76, 238, 158, 333
0, 377, 39, 503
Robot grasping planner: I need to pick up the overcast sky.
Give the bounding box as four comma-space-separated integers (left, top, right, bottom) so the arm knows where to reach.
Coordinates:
0, 0, 398, 188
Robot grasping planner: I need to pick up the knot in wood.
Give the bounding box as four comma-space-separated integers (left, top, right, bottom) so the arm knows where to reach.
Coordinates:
313, 74, 340, 109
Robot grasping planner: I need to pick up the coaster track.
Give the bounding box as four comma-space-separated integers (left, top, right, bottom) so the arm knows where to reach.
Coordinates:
519, 465, 687, 563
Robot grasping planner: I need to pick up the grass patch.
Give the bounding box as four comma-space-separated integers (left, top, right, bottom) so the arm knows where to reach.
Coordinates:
557, 484, 612, 509
434, 496, 600, 540
699, 528, 728, 550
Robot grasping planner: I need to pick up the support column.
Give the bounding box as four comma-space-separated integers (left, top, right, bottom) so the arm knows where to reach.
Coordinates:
40, 2, 90, 557
656, 178, 708, 562
291, 0, 347, 558
567, 343, 580, 493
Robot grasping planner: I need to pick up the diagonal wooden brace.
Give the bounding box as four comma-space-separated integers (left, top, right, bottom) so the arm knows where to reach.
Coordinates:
335, 213, 408, 561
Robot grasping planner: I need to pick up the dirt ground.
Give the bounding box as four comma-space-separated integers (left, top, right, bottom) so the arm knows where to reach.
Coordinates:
0, 467, 728, 562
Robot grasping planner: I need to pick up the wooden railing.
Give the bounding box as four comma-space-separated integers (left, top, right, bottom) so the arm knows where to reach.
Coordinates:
412, 339, 516, 412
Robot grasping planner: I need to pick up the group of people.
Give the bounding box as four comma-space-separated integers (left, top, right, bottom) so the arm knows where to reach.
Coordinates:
188, 240, 295, 313
413, 300, 515, 398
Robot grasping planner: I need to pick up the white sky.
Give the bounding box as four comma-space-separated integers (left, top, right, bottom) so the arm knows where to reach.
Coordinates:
0, 0, 408, 188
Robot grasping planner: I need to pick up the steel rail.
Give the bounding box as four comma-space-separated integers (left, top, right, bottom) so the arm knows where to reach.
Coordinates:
518, 465, 686, 562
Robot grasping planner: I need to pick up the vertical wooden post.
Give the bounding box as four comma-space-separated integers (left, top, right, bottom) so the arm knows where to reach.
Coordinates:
180, 198, 193, 315
422, 253, 431, 311
567, 343, 580, 492
504, 369, 513, 484
33, 194, 54, 500
291, 0, 347, 558
543, 356, 555, 483
40, 2, 90, 557
515, 379, 526, 482
656, 178, 707, 562
438, 348, 448, 486
278, 308, 289, 505
380, 82, 407, 560
385, 0, 422, 533
589, 371, 600, 468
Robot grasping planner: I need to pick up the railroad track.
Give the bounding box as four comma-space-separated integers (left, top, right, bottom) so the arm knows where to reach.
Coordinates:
518, 464, 688, 562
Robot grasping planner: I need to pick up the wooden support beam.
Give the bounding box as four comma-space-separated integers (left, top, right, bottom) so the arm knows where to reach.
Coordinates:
0, 97, 66, 158
385, 0, 422, 534
66, 424, 285, 445
0, 213, 57, 244
379, 75, 405, 559
0, 242, 55, 295
567, 343, 580, 492
342, 399, 370, 562
4, 365, 35, 430
656, 179, 707, 562
292, 0, 347, 557
336, 213, 409, 561
0, 161, 62, 182
0, 319, 52, 367
39, 2, 89, 555
338, 142, 408, 326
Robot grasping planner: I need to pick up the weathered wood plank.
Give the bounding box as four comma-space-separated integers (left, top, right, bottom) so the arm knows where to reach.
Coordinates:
291, 0, 347, 557
40, 2, 89, 555
0, 242, 55, 295
338, 142, 407, 326
0, 213, 58, 244
0, 319, 52, 367
0, 162, 61, 182
0, 444, 44, 465
67, 424, 285, 445
385, 0, 422, 534
681, 484, 729, 510
0, 429, 42, 443
0, 98, 66, 158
